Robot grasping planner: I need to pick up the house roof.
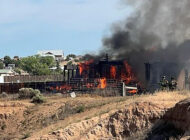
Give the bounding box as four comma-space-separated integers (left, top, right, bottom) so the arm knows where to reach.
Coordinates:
37, 50, 64, 56
0, 69, 15, 74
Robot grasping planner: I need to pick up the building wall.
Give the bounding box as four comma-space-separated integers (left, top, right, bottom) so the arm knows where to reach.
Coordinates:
0, 76, 4, 83
145, 62, 182, 91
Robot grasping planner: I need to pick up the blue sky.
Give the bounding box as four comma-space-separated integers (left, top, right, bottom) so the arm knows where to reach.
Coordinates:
0, 0, 132, 57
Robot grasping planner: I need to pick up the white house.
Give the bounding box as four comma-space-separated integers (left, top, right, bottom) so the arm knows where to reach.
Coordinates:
0, 69, 17, 76
37, 50, 64, 61
0, 69, 18, 83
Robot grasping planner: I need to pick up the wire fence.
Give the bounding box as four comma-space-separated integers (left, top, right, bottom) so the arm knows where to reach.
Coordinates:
0, 78, 123, 96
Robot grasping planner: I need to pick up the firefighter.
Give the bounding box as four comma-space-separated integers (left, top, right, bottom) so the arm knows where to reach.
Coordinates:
169, 77, 177, 91
159, 76, 169, 90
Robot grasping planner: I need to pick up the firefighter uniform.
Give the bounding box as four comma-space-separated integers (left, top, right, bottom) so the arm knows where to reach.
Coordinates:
160, 76, 169, 90
169, 77, 177, 91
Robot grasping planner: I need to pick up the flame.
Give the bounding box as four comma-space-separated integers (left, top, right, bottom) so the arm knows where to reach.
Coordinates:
50, 87, 54, 90
60, 85, 72, 90
86, 83, 94, 88
121, 61, 137, 84
56, 86, 59, 91
110, 65, 116, 79
128, 89, 137, 94
79, 59, 94, 75
79, 65, 83, 75
50, 85, 72, 91
98, 77, 107, 89
77, 59, 140, 91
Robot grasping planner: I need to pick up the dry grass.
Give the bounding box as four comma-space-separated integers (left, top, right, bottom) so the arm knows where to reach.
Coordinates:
28, 90, 190, 139
148, 90, 190, 102
0, 90, 190, 139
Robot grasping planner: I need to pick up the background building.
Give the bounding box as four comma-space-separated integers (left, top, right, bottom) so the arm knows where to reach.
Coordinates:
37, 50, 64, 61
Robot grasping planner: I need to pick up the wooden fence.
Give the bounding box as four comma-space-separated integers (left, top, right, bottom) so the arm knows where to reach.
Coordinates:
4, 75, 64, 83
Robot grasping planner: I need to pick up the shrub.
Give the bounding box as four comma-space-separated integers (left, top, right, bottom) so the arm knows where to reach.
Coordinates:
0, 92, 8, 98
76, 105, 85, 113
22, 132, 30, 139
18, 88, 40, 99
31, 93, 46, 104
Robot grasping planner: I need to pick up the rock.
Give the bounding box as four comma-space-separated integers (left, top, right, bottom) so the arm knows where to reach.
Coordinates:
164, 98, 190, 131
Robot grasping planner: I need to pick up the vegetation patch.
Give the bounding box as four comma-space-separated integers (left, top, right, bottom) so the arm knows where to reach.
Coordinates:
31, 93, 46, 104
18, 88, 40, 99
22, 132, 30, 139
18, 88, 46, 104
0, 92, 8, 98
75, 105, 85, 113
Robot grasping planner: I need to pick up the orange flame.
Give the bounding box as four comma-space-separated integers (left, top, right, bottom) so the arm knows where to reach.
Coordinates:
121, 61, 137, 84
79, 59, 94, 75
60, 85, 72, 90
128, 89, 137, 94
110, 65, 116, 79
50, 85, 72, 91
79, 64, 84, 75
98, 77, 107, 89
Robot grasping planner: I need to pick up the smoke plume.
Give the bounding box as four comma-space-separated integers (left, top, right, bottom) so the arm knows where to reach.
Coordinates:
101, 0, 190, 83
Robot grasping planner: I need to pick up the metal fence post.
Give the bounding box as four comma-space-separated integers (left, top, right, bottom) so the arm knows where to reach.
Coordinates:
122, 82, 126, 97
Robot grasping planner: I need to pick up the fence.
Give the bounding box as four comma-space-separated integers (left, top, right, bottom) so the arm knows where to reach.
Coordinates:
4, 75, 64, 83
0, 78, 123, 96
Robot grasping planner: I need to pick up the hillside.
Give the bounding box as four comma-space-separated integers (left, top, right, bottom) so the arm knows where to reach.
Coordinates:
0, 91, 190, 140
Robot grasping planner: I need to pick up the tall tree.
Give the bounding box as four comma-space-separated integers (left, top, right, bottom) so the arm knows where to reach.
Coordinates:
55, 61, 62, 73
39, 56, 55, 67
3, 56, 12, 67
20, 56, 53, 75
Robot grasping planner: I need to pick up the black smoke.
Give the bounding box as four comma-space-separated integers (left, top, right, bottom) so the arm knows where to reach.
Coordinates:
101, 0, 190, 84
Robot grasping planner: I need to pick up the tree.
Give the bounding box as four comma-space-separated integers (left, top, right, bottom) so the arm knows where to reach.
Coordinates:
65, 56, 71, 61
3, 56, 21, 68
20, 56, 52, 75
14, 68, 21, 74
3, 56, 12, 67
65, 54, 76, 61
12, 59, 21, 67
39, 56, 55, 67
74, 59, 79, 62
0, 62, 4, 69
55, 61, 62, 73
67, 61, 73, 65
67, 54, 76, 58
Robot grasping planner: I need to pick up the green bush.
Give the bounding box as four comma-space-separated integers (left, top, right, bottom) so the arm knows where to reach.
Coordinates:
18, 88, 40, 99
31, 93, 46, 104
76, 105, 85, 113
0, 92, 8, 98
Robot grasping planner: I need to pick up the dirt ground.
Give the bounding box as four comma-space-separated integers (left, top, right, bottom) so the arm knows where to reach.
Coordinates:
0, 91, 189, 140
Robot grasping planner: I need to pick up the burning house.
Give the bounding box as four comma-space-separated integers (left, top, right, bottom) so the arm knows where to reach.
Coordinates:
47, 0, 190, 95
96, 0, 190, 93
0, 54, 139, 95
61, 55, 139, 95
